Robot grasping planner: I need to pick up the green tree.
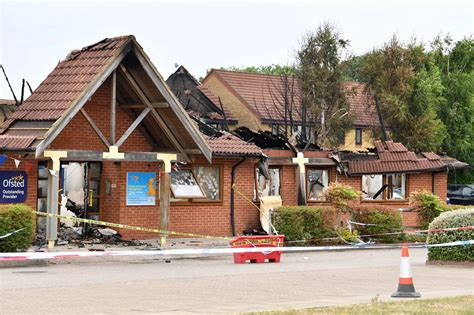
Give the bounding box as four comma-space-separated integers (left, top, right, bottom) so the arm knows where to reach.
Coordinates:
430, 35, 474, 183
358, 36, 447, 152
222, 64, 296, 76
296, 23, 351, 148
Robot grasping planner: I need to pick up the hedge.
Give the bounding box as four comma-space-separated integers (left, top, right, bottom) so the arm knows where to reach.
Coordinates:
273, 206, 336, 244
350, 205, 404, 243
0, 204, 35, 252
427, 208, 474, 262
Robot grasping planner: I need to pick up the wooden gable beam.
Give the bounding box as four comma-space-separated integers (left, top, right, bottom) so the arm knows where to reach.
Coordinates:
80, 109, 110, 148
119, 102, 169, 109
111, 71, 117, 145
115, 107, 150, 148
118, 64, 190, 162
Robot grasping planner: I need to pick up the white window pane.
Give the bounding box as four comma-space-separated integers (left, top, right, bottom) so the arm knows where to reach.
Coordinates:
362, 175, 384, 200
255, 167, 280, 198
307, 169, 329, 201
388, 174, 406, 200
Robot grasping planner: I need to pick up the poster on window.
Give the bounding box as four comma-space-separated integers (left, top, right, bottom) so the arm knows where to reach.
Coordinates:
126, 172, 156, 206
170, 169, 206, 199
0, 171, 27, 203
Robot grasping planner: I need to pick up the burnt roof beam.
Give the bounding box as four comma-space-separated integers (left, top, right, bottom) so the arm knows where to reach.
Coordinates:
131, 45, 212, 162
118, 64, 190, 162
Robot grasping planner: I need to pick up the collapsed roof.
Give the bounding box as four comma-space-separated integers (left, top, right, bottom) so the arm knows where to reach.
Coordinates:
338, 140, 447, 175
166, 66, 237, 127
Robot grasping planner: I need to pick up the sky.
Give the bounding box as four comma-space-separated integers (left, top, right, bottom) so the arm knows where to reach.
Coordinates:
0, 0, 472, 99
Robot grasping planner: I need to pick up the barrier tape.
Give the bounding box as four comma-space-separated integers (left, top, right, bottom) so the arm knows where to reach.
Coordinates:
0, 228, 25, 239
1, 240, 472, 261
284, 225, 474, 244
34, 210, 473, 245
34, 211, 231, 240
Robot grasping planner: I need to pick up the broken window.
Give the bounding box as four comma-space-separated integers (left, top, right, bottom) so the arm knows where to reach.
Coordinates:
255, 167, 280, 199
307, 169, 329, 201
194, 166, 221, 201
387, 174, 406, 200
362, 174, 384, 200
362, 174, 406, 200
36, 162, 48, 229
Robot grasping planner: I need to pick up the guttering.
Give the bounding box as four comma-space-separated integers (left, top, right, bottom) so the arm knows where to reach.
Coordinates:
230, 157, 246, 236
0, 147, 36, 153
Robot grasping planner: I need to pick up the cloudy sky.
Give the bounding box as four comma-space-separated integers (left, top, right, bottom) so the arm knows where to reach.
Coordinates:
0, 0, 472, 99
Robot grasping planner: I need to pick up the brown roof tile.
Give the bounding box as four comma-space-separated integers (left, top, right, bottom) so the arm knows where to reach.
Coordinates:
0, 135, 36, 150
0, 36, 131, 133
343, 140, 445, 175
207, 70, 379, 127
205, 133, 262, 157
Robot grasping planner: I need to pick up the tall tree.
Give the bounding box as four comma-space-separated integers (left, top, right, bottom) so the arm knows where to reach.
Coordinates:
358, 36, 447, 152
431, 35, 474, 183
296, 23, 351, 148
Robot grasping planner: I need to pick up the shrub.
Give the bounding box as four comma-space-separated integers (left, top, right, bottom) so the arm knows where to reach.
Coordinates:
351, 205, 404, 243
410, 190, 445, 228
273, 206, 336, 244
0, 204, 34, 252
427, 208, 474, 261
322, 183, 360, 210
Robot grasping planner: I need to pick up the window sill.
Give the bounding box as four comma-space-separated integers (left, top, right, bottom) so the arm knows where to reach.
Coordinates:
361, 200, 408, 204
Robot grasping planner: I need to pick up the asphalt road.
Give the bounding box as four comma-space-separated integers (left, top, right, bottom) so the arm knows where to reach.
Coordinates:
1, 248, 473, 314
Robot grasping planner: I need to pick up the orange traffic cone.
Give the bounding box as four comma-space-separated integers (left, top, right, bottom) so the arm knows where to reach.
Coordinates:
391, 243, 421, 298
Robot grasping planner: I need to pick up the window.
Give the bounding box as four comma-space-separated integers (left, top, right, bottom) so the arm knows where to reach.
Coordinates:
87, 163, 102, 213
170, 166, 221, 202
387, 174, 406, 200
362, 174, 406, 200
362, 175, 384, 200
271, 124, 279, 135
307, 169, 329, 201
355, 128, 362, 145
338, 132, 345, 145
194, 166, 221, 201
255, 167, 280, 199
37, 162, 48, 229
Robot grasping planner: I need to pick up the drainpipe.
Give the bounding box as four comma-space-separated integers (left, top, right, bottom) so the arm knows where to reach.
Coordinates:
230, 157, 246, 236
432, 172, 435, 194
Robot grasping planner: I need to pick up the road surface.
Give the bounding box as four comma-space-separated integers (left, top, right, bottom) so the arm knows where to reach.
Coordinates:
1, 248, 473, 314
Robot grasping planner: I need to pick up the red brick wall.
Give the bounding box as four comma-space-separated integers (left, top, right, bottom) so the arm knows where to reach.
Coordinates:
103, 158, 261, 239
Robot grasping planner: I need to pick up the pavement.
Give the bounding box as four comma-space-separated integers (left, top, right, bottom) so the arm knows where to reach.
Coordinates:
1, 247, 473, 314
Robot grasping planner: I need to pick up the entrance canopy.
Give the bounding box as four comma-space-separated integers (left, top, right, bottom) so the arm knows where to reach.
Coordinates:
0, 36, 212, 163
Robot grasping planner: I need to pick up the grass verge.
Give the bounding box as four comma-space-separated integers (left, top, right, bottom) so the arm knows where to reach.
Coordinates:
249, 295, 474, 314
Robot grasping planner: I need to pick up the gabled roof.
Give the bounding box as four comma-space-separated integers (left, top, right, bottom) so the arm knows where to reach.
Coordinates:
0, 36, 212, 161
166, 66, 237, 124
341, 140, 446, 175
202, 69, 379, 127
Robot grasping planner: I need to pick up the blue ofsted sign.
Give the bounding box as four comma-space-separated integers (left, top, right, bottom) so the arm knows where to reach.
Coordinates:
126, 172, 156, 206
0, 171, 28, 203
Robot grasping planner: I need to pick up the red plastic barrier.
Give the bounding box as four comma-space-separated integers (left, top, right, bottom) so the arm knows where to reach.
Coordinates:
229, 235, 285, 264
